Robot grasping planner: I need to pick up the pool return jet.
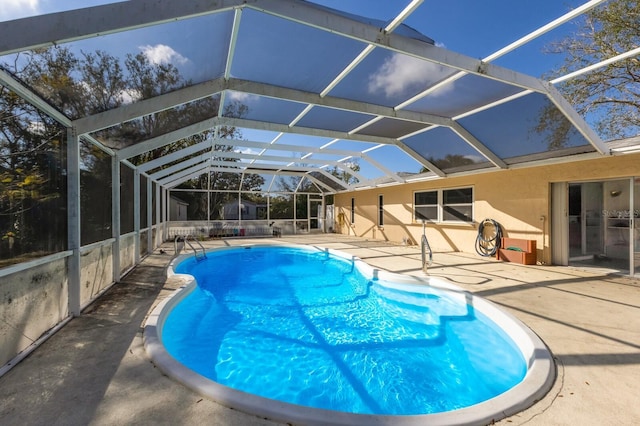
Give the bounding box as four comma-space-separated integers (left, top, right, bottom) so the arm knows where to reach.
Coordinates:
421, 220, 433, 273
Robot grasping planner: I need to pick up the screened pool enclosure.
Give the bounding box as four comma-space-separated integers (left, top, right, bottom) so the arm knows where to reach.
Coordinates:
1, 0, 636, 369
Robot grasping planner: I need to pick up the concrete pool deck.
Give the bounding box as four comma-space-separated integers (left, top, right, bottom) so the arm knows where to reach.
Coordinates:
1, 234, 639, 425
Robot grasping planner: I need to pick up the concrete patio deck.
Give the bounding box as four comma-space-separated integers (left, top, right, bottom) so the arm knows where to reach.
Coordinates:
1, 234, 639, 425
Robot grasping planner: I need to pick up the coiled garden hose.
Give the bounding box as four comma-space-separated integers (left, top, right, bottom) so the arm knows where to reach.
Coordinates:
475, 218, 503, 257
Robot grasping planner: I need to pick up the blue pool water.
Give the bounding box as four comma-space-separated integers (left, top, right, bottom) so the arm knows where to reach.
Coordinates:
164, 246, 526, 415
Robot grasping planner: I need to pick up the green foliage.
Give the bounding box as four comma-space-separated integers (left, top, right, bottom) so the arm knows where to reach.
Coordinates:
545, 0, 640, 139
325, 160, 360, 186
1, 42, 252, 260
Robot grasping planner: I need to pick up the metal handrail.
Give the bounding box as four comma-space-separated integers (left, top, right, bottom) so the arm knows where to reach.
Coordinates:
421, 234, 433, 273
421, 220, 433, 273
174, 234, 207, 260
173, 234, 181, 255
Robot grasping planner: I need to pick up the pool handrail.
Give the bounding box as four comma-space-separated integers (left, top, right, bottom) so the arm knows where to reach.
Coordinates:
174, 234, 207, 260
421, 220, 433, 273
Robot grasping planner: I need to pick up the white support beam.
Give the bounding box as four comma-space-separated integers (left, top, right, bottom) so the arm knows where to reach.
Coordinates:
81, 134, 115, 156
294, 176, 306, 193
163, 168, 212, 189
221, 117, 396, 146
206, 159, 351, 190
111, 156, 121, 282
147, 178, 153, 253
384, 0, 424, 33
321, 45, 375, 97
66, 127, 81, 316
226, 78, 452, 127
349, 117, 384, 135
133, 169, 141, 264
453, 90, 533, 121
117, 116, 220, 160
149, 152, 210, 180
224, 9, 243, 79
0, 68, 71, 127
551, 46, 640, 85
450, 122, 508, 169
484, 0, 607, 63
216, 138, 365, 158
202, 160, 352, 192
396, 1, 607, 113
543, 82, 609, 155
248, 0, 548, 93
272, 0, 424, 168
158, 161, 210, 186
392, 141, 446, 177
73, 78, 226, 134
299, 175, 328, 194
200, 150, 369, 182
155, 183, 161, 247
137, 140, 212, 173
0, 0, 249, 55
161, 187, 168, 241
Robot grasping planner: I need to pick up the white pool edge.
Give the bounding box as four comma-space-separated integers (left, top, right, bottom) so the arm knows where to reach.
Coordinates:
144, 243, 556, 426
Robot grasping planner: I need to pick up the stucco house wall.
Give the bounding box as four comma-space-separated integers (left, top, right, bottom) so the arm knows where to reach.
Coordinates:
335, 153, 640, 265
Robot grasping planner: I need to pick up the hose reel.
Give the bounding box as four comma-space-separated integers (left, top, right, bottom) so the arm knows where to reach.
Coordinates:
475, 218, 503, 257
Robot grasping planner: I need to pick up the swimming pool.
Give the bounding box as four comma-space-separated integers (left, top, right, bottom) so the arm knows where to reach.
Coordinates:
144, 244, 555, 425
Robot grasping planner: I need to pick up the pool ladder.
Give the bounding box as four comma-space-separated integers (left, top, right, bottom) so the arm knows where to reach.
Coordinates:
174, 234, 207, 261
421, 220, 433, 273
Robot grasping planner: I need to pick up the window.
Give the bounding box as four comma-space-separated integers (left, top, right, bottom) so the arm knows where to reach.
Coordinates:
350, 197, 355, 223
414, 191, 438, 221
378, 195, 384, 226
414, 187, 473, 223
443, 188, 473, 222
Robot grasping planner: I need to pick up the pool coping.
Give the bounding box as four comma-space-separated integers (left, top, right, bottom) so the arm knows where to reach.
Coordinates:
143, 242, 556, 426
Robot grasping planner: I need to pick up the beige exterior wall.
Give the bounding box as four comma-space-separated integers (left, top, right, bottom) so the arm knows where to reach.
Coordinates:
335, 153, 640, 265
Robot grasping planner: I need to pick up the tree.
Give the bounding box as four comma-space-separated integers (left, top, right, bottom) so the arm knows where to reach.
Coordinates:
0, 81, 66, 262
325, 160, 360, 186
545, 0, 640, 140
1, 43, 252, 260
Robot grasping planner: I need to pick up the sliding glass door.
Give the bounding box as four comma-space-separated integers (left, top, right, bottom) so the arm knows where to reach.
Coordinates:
567, 179, 635, 275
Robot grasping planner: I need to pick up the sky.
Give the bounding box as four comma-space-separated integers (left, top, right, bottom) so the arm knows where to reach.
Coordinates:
0, 0, 605, 181
0, 0, 593, 77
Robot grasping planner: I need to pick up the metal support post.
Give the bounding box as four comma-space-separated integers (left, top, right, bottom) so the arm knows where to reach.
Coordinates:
112, 156, 121, 282
134, 168, 140, 264
147, 178, 152, 254
67, 127, 81, 316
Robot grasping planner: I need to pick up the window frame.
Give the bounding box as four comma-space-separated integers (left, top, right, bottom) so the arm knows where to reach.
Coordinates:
413, 190, 438, 222
350, 197, 355, 224
413, 186, 474, 223
442, 187, 474, 223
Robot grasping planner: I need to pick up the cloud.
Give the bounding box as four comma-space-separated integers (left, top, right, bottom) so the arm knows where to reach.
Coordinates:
118, 88, 141, 104
139, 44, 189, 66
226, 91, 260, 103
77, 80, 141, 105
235, 147, 261, 156
368, 52, 454, 98
464, 154, 485, 163
0, 0, 40, 20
